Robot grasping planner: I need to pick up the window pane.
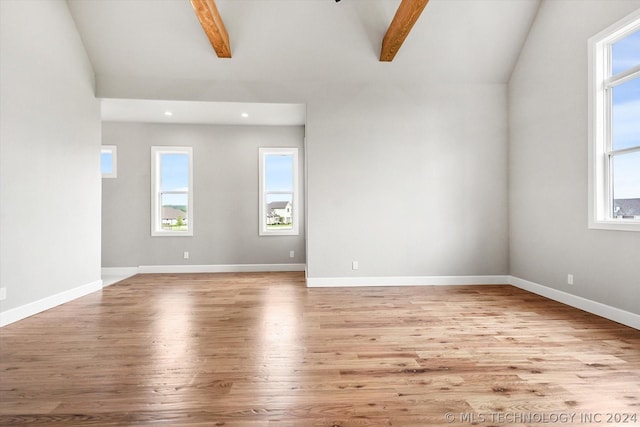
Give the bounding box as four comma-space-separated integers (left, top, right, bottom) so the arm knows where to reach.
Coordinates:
265, 193, 293, 230
612, 151, 640, 219
612, 77, 640, 151
101, 151, 113, 175
612, 29, 640, 75
161, 193, 189, 230
160, 153, 189, 192
265, 154, 293, 192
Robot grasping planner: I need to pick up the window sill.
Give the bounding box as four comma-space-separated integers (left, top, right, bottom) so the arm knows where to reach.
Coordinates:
259, 229, 299, 237
152, 230, 194, 237
588, 219, 640, 232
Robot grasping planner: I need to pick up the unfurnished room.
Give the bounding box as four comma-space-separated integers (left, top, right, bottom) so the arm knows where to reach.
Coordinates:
1, 0, 639, 426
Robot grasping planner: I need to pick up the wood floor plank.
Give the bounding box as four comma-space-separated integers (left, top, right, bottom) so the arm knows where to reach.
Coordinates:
1, 272, 639, 426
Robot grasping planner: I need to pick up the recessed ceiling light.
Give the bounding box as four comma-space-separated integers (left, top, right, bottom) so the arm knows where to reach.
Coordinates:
164, 111, 173, 116
241, 113, 249, 118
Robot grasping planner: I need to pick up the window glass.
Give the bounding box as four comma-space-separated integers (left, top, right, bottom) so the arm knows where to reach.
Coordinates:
265, 154, 294, 192
265, 194, 293, 230
101, 146, 117, 178
612, 29, 640, 75
612, 77, 640, 151
101, 151, 113, 175
612, 151, 640, 217
161, 193, 189, 231
160, 153, 189, 191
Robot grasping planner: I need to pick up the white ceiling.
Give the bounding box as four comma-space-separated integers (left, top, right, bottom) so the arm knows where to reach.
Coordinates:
68, 0, 541, 124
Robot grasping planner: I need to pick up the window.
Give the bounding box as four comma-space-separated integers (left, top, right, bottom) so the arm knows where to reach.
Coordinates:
588, 10, 640, 231
101, 145, 117, 178
259, 147, 299, 236
151, 146, 193, 236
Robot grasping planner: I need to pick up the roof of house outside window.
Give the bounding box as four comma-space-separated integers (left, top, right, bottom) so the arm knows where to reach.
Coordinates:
162, 206, 186, 219
267, 201, 290, 210
613, 198, 640, 216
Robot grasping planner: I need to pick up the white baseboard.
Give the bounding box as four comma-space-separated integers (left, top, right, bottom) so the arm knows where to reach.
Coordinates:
137, 263, 306, 274
306, 274, 639, 330
0, 279, 103, 327
102, 264, 305, 277
101, 267, 139, 277
509, 276, 640, 330
306, 275, 510, 287
5, 272, 634, 331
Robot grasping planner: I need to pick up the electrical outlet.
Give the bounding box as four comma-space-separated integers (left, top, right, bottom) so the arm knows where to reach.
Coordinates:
289, 250, 295, 258
567, 274, 574, 285
352, 261, 359, 270
183, 251, 189, 260
0, 288, 6, 301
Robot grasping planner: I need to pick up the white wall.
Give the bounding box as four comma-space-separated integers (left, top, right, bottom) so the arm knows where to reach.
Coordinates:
0, 1, 101, 316
305, 83, 509, 279
95, 78, 510, 281
101, 123, 305, 267
509, 0, 640, 314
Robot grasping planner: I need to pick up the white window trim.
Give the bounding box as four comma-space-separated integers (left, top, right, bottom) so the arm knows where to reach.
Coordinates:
101, 145, 117, 178
259, 147, 299, 236
151, 146, 193, 237
588, 9, 640, 232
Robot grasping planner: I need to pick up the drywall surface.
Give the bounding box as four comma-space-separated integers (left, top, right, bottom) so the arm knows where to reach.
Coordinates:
304, 82, 509, 278
96, 76, 510, 280
0, 1, 101, 311
509, 0, 640, 314
101, 123, 305, 267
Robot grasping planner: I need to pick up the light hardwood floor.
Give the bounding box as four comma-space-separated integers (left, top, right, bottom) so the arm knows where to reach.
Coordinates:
1, 272, 639, 426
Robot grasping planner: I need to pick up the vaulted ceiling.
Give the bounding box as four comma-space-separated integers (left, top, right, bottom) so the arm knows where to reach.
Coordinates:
189, 0, 431, 62
68, 0, 541, 86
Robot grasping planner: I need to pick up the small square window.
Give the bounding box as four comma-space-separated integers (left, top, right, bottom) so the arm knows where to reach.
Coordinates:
101, 145, 117, 178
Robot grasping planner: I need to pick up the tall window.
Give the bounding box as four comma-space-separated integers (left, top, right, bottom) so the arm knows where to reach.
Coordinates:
151, 146, 193, 236
588, 11, 640, 231
259, 147, 299, 236
101, 145, 117, 178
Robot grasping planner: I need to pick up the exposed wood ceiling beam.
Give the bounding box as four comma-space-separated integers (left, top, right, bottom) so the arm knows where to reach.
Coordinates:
190, 0, 231, 58
380, 0, 429, 62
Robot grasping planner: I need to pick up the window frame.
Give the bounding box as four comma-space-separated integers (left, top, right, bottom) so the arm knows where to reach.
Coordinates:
151, 146, 194, 237
588, 10, 640, 232
258, 147, 299, 236
101, 145, 117, 178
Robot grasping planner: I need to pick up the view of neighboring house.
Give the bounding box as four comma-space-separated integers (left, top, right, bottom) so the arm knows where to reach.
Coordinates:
266, 201, 292, 225
613, 198, 640, 219
162, 206, 187, 227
